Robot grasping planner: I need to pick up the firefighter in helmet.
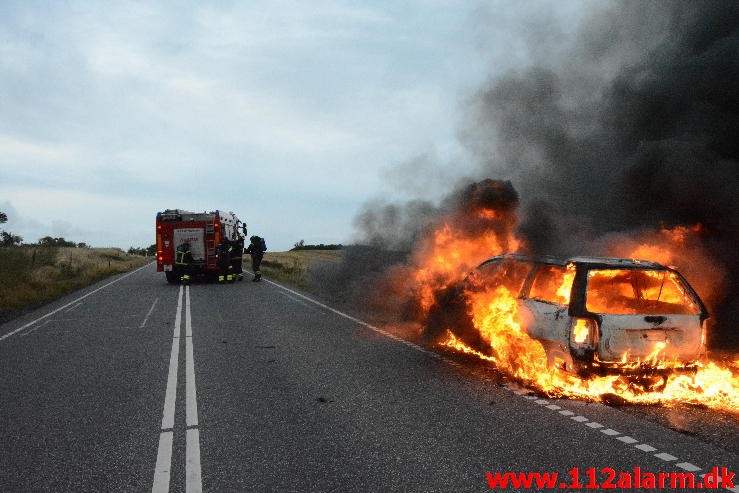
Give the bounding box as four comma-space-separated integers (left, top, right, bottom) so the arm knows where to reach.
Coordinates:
175, 241, 194, 285
216, 238, 234, 283
246, 235, 265, 281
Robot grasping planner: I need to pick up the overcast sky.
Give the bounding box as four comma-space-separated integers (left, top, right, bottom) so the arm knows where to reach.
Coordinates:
0, 0, 584, 251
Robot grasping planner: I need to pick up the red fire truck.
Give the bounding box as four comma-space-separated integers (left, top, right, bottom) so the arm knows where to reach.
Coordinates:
155, 209, 246, 283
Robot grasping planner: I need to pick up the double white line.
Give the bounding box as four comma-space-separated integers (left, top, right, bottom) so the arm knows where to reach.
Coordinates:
153, 285, 202, 492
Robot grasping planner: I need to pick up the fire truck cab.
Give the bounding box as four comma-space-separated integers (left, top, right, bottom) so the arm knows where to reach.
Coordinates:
155, 209, 246, 283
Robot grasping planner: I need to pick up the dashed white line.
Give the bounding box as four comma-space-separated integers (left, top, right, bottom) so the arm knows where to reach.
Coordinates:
617, 436, 639, 444
19, 319, 52, 337
571, 415, 589, 423
676, 462, 701, 472
278, 291, 315, 310
635, 443, 657, 452
601, 428, 621, 436
655, 452, 678, 462
65, 302, 83, 312
140, 298, 159, 328
586, 422, 604, 429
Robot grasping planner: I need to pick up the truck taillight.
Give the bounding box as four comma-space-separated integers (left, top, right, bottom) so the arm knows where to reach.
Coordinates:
571, 318, 597, 346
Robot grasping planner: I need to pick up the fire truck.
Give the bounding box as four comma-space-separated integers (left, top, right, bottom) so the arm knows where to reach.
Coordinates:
155, 209, 246, 283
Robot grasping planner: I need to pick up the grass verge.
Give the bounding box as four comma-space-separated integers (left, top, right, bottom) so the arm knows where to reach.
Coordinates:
0, 247, 150, 318
259, 250, 342, 291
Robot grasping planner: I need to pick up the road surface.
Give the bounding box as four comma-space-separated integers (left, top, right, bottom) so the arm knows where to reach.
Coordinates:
1, 264, 736, 491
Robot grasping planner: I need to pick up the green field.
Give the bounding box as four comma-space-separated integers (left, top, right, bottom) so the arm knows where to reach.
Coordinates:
0, 247, 150, 315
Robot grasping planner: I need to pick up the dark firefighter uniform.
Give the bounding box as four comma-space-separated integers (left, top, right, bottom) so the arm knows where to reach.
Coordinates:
232, 237, 245, 281
174, 242, 194, 284
246, 235, 265, 282
216, 240, 234, 283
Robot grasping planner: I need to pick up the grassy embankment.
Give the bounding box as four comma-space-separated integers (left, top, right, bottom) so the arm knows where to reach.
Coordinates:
0, 247, 150, 315
259, 250, 342, 291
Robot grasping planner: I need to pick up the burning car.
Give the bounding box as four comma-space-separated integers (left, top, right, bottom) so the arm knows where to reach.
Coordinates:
427, 254, 708, 377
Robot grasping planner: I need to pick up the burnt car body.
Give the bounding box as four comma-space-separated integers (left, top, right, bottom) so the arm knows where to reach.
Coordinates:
427, 254, 708, 377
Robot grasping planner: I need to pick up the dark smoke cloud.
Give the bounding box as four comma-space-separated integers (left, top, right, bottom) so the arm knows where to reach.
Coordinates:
332, 1, 738, 346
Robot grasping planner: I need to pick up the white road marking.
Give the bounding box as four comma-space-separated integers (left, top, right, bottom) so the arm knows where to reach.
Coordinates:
601, 428, 621, 436
153, 285, 203, 493
152, 431, 174, 493
184, 286, 203, 492
278, 291, 314, 310
152, 286, 182, 493
185, 304, 198, 426
676, 462, 701, 472
571, 415, 589, 422
65, 302, 83, 312
655, 452, 678, 462
162, 287, 183, 431
19, 319, 52, 337
185, 286, 192, 338
586, 422, 604, 429
186, 428, 203, 493
0, 262, 152, 342
140, 298, 159, 328
635, 443, 657, 452
617, 436, 638, 444
558, 410, 575, 416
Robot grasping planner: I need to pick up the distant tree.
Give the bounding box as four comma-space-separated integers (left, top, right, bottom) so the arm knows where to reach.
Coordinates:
77, 242, 89, 248
1, 231, 22, 247
0, 210, 22, 246
291, 242, 342, 251
128, 244, 157, 256
38, 236, 76, 247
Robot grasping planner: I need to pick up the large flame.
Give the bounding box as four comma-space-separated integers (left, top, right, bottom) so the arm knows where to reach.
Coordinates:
414, 212, 738, 412
441, 283, 738, 412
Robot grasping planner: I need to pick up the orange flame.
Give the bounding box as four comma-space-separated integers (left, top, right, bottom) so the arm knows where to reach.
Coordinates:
411, 213, 737, 412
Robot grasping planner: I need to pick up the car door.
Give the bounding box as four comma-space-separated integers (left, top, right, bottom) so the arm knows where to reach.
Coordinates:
518, 264, 576, 367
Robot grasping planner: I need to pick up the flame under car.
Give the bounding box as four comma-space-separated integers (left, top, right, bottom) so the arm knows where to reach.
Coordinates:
428, 255, 708, 377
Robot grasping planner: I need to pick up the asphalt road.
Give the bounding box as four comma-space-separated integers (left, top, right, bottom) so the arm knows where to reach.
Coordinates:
1, 264, 736, 492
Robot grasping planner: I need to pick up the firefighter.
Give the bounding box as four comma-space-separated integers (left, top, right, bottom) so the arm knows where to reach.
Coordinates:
216, 239, 234, 283
246, 235, 265, 282
232, 236, 245, 281
174, 242, 194, 285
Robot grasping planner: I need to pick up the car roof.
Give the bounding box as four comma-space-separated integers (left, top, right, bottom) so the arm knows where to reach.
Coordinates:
479, 253, 667, 270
